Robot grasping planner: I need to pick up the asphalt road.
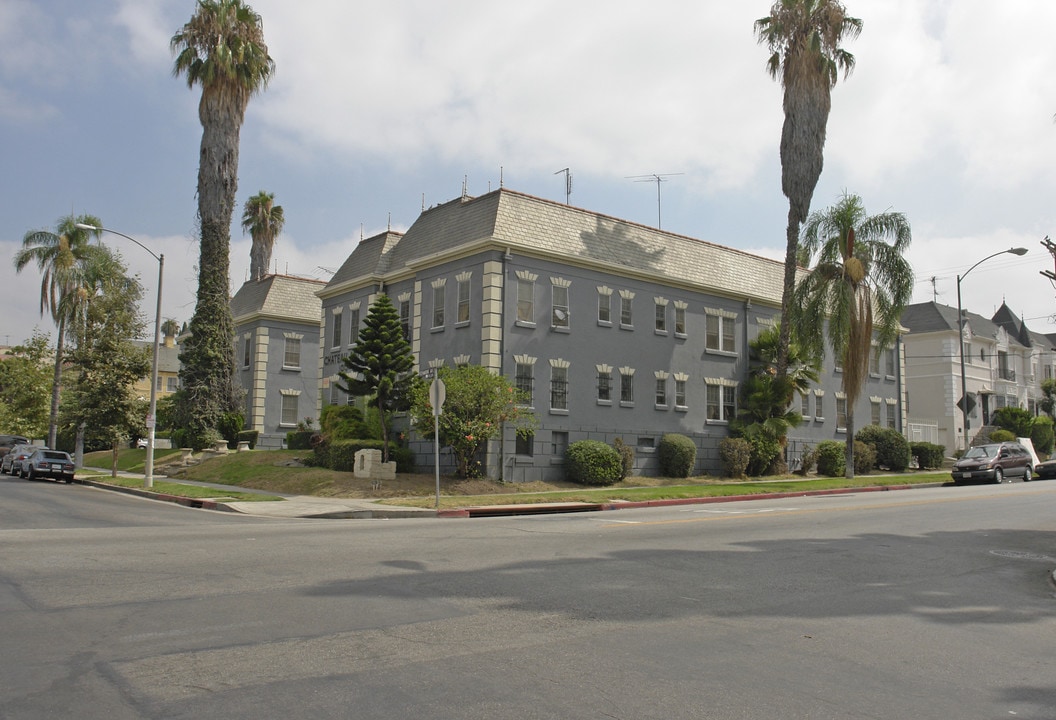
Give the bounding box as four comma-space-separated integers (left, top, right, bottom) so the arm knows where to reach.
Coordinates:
1, 475, 1055, 719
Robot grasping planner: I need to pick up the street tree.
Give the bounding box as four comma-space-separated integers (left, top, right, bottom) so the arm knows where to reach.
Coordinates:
0, 332, 53, 439
65, 253, 150, 476
337, 295, 417, 463
409, 364, 537, 479
13, 215, 103, 447
791, 191, 913, 478
242, 190, 284, 281
171, 0, 275, 448
754, 0, 861, 380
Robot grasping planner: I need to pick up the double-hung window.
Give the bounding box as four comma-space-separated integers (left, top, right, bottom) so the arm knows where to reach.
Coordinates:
597, 365, 612, 403
516, 271, 536, 324
432, 281, 446, 329
456, 273, 471, 324
620, 367, 635, 404
283, 335, 302, 369
551, 279, 570, 329
705, 310, 736, 354
550, 360, 569, 411
515, 355, 535, 406
331, 310, 342, 349
705, 379, 736, 422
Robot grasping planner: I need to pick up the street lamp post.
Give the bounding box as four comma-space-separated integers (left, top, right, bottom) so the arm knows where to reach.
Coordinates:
76, 223, 164, 488
956, 247, 1028, 449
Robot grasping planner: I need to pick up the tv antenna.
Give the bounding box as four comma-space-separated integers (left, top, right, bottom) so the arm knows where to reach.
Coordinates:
627, 173, 683, 229
554, 168, 572, 205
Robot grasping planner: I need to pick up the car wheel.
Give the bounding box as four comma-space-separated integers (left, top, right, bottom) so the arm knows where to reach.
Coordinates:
25, 467, 34, 481
1024, 465, 1032, 482
994, 468, 1004, 484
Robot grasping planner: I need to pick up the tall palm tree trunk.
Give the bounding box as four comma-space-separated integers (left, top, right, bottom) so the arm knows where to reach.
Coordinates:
776, 208, 804, 379
845, 409, 855, 479
47, 316, 65, 448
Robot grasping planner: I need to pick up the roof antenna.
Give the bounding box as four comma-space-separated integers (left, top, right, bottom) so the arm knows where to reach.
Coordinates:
388, 212, 391, 231
500, 166, 504, 188
554, 168, 572, 204
626, 173, 683, 229
461, 175, 468, 199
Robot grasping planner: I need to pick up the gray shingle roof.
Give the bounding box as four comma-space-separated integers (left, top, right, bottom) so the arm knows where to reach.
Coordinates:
231, 274, 326, 325
323, 189, 789, 305
901, 301, 1026, 349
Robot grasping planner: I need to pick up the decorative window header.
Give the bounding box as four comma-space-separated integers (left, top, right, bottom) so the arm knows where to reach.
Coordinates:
596, 363, 612, 373
673, 372, 689, 382
619, 289, 635, 300
283, 332, 303, 340
514, 354, 537, 366
431, 277, 446, 288
654, 370, 669, 380
673, 300, 688, 310
597, 285, 613, 296
550, 357, 570, 369
428, 358, 445, 369
703, 377, 737, 387
654, 297, 669, 306
550, 276, 571, 288
703, 307, 737, 319
280, 388, 302, 396
516, 269, 538, 282
455, 271, 472, 283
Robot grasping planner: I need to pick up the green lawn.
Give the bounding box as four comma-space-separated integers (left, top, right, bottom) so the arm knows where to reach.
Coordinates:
80, 447, 949, 508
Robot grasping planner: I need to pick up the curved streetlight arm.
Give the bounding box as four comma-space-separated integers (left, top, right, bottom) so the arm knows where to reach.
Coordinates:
74, 222, 164, 489
75, 223, 162, 263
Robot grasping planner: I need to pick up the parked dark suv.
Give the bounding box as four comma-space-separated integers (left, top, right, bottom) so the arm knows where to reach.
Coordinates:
951, 442, 1033, 484
0, 434, 30, 462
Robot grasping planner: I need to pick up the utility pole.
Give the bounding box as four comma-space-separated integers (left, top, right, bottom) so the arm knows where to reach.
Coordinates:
1041, 235, 1056, 285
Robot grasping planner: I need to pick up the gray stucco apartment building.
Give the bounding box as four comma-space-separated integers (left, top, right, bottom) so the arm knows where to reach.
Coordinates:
316, 188, 905, 481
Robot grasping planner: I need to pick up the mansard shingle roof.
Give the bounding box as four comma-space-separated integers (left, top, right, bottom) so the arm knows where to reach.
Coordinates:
901, 301, 1027, 349
231, 274, 326, 325
323, 189, 789, 305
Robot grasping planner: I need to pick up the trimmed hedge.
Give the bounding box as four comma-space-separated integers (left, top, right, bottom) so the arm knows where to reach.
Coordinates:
658, 433, 696, 478
236, 430, 259, 449
565, 440, 622, 486
286, 430, 315, 450
911, 441, 945, 469
855, 425, 910, 472
719, 437, 750, 479
313, 439, 414, 473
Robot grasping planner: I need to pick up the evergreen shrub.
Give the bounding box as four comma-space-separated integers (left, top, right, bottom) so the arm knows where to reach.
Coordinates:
853, 439, 876, 475
565, 440, 622, 486
815, 440, 846, 477
658, 433, 696, 478
612, 437, 635, 480
988, 429, 1015, 443
910, 441, 945, 469
236, 430, 259, 449
855, 425, 910, 471
719, 437, 750, 479
286, 430, 315, 450
1030, 416, 1054, 455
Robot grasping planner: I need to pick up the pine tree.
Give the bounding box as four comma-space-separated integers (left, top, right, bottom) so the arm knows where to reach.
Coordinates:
338, 295, 416, 462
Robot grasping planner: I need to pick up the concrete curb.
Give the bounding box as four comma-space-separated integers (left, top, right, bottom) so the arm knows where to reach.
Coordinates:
436, 482, 948, 518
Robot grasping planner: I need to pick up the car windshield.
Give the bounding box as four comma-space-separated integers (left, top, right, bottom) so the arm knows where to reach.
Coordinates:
964, 446, 995, 459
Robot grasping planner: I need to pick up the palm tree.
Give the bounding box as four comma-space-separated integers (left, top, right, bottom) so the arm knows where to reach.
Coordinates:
791, 192, 913, 478
241, 190, 284, 281
13, 215, 103, 447
754, 0, 862, 381
171, 0, 274, 447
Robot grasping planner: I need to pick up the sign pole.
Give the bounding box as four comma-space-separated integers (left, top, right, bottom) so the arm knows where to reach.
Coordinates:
429, 378, 446, 510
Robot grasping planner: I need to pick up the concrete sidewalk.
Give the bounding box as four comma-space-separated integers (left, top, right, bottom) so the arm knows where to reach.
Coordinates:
79, 469, 437, 519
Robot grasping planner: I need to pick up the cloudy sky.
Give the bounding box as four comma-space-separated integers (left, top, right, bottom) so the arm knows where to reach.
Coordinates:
3, 0, 1055, 347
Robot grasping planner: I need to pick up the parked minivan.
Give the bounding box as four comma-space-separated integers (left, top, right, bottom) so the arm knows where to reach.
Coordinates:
951, 442, 1033, 484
